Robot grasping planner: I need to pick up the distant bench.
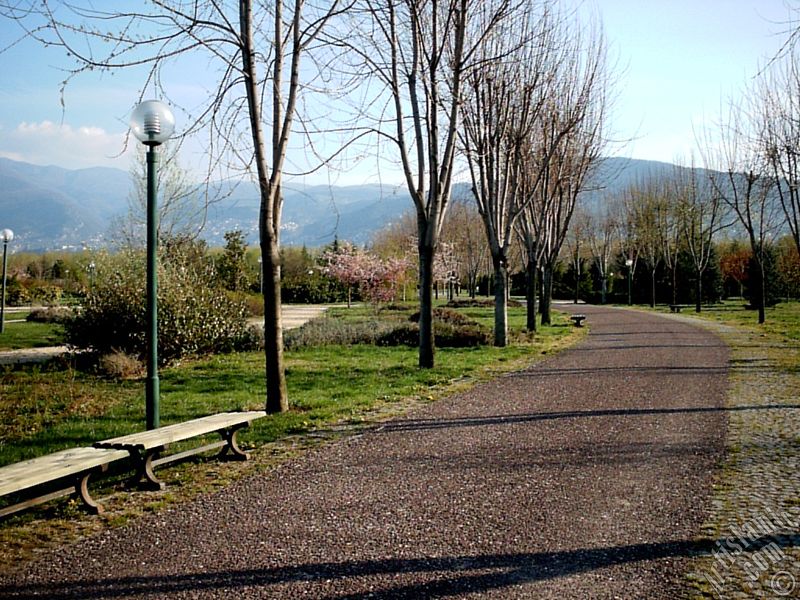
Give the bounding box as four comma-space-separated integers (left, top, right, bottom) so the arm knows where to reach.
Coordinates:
570, 314, 586, 327
669, 304, 691, 313
0, 411, 266, 517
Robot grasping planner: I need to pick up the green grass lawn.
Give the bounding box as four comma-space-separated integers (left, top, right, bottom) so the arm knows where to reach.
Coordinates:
646, 299, 800, 342
0, 304, 581, 467
0, 321, 65, 351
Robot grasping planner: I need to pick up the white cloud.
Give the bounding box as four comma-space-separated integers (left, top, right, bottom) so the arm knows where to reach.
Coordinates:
0, 120, 134, 170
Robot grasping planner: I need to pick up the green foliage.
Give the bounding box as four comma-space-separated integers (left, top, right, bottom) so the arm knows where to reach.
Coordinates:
378, 307, 492, 347
25, 307, 73, 324
65, 244, 253, 364
3, 277, 29, 306
409, 307, 472, 326
376, 321, 491, 348
284, 318, 395, 349
216, 230, 250, 292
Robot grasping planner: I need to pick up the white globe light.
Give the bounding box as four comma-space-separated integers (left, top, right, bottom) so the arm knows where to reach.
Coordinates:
130, 100, 175, 145
1, 229, 13, 243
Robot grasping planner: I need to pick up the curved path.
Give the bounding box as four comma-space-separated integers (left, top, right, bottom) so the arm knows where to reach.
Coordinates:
0, 306, 729, 599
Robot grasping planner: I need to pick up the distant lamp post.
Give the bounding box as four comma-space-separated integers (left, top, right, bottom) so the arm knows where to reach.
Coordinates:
130, 99, 175, 430
1, 229, 13, 334
625, 258, 634, 306
258, 256, 263, 294
87, 261, 96, 292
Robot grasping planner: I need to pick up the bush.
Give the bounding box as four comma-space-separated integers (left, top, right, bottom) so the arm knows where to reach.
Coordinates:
26, 307, 73, 324
65, 248, 253, 364
433, 322, 491, 347
377, 319, 491, 348
446, 297, 523, 308
245, 293, 265, 317
97, 351, 145, 380
284, 318, 395, 350
376, 322, 420, 347
409, 307, 471, 326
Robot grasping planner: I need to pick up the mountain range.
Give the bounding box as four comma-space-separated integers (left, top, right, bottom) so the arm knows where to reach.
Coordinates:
0, 156, 673, 252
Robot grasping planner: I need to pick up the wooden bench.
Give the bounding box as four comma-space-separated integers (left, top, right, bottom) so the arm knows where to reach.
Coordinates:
0, 447, 130, 517
669, 304, 690, 313
94, 411, 266, 490
570, 314, 586, 327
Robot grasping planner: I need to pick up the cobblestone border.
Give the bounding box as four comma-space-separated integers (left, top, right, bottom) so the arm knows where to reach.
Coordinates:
669, 316, 800, 599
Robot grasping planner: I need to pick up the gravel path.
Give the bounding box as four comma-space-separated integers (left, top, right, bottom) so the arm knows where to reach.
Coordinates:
0, 305, 729, 599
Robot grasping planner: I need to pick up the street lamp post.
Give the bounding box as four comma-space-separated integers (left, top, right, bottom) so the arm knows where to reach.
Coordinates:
625, 258, 634, 306
1, 229, 13, 334
130, 100, 175, 430
88, 261, 96, 292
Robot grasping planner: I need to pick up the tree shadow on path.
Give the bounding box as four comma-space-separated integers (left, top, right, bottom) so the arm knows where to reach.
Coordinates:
2, 536, 797, 599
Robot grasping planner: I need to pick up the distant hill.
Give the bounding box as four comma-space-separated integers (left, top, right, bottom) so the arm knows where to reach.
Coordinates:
0, 155, 684, 252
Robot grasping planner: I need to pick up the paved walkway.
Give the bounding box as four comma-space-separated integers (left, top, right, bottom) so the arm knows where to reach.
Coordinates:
0, 306, 729, 599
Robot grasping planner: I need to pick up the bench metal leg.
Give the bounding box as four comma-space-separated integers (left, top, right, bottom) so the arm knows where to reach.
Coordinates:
127, 448, 166, 491
217, 425, 250, 461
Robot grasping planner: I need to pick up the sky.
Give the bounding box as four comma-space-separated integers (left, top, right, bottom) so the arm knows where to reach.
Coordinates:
0, 1, 796, 184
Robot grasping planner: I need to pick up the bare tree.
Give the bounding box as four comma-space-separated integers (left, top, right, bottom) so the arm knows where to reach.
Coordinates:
623, 177, 667, 307
674, 160, 727, 313
586, 199, 618, 305
1, 1, 350, 413
564, 208, 591, 304
442, 199, 489, 300
540, 63, 609, 322
112, 144, 205, 249
657, 175, 685, 306
516, 16, 609, 329
346, 0, 515, 366
761, 51, 800, 262
710, 94, 783, 324
460, 1, 561, 345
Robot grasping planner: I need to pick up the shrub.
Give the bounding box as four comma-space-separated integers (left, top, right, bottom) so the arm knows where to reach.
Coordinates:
432, 322, 491, 347
65, 248, 252, 364
97, 351, 145, 380
376, 322, 420, 347
377, 320, 491, 348
284, 318, 395, 350
409, 307, 471, 326
26, 307, 73, 324
240, 292, 265, 317
446, 297, 523, 308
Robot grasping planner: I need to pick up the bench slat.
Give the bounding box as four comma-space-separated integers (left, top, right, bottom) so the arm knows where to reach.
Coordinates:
95, 411, 267, 451
0, 447, 129, 497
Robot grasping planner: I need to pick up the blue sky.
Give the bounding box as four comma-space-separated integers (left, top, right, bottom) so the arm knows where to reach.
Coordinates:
0, 1, 795, 182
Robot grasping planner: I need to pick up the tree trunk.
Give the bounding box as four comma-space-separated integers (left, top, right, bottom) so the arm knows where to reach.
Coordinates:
541, 264, 553, 326
574, 259, 580, 304
757, 260, 766, 324
261, 235, 288, 414
671, 264, 678, 305
651, 269, 656, 308
418, 244, 435, 369
695, 270, 703, 313
493, 259, 508, 347
525, 255, 538, 332
601, 275, 607, 305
